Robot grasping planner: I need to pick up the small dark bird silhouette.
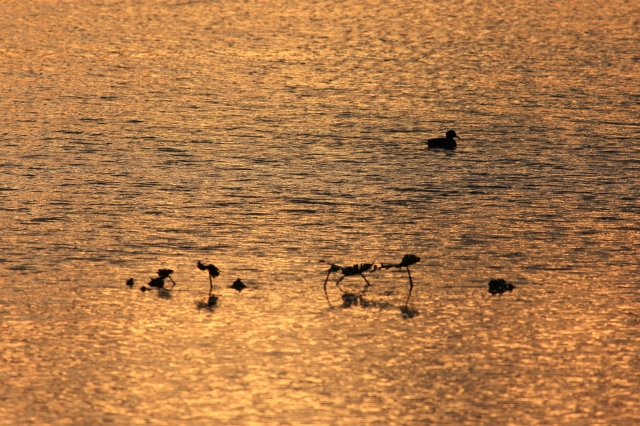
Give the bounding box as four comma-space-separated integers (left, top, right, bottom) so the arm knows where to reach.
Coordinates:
148, 276, 165, 289
381, 255, 420, 270
197, 261, 220, 278
140, 286, 148, 292
321, 261, 376, 307
381, 254, 421, 307
157, 269, 177, 287
427, 130, 459, 149
339, 263, 377, 278
229, 278, 247, 292
126, 278, 135, 287
197, 261, 220, 295
335, 264, 375, 296
488, 278, 515, 295
399, 254, 420, 268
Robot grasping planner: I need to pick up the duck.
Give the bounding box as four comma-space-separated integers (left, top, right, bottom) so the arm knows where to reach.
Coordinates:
427, 130, 459, 149
488, 278, 515, 296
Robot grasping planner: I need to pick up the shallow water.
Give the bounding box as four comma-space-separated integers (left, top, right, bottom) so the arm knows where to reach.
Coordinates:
1, 0, 639, 424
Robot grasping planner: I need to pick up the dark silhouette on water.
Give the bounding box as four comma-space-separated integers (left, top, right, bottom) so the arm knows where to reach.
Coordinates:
322, 262, 377, 307
322, 263, 342, 306
381, 254, 420, 307
197, 261, 220, 295
157, 269, 177, 288
196, 261, 222, 311
341, 292, 363, 308
157, 287, 172, 299
196, 294, 218, 311
148, 276, 166, 289
400, 305, 419, 319
427, 130, 459, 149
336, 263, 376, 291
145, 269, 177, 290
488, 278, 515, 295
229, 278, 247, 292
126, 278, 134, 287
321, 257, 420, 311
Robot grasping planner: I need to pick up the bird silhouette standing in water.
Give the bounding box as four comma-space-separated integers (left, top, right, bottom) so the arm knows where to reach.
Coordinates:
427, 130, 459, 149
146, 269, 176, 290
197, 261, 220, 295
381, 254, 420, 307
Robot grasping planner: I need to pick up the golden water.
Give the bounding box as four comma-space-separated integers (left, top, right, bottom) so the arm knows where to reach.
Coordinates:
1, 0, 639, 424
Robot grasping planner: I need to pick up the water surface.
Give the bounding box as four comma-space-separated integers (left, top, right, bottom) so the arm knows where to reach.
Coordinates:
1, 0, 639, 424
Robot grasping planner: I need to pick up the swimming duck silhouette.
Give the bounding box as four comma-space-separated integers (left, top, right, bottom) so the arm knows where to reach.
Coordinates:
488, 278, 515, 295
427, 130, 459, 149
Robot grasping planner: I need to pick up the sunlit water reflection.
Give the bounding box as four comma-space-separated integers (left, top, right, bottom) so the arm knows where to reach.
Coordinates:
1, 0, 639, 424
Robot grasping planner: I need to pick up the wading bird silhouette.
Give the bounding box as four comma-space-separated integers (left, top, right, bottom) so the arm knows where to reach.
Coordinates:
157, 269, 176, 287
126, 278, 134, 287
381, 254, 420, 307
146, 269, 176, 290
148, 277, 165, 289
197, 261, 220, 295
322, 262, 377, 307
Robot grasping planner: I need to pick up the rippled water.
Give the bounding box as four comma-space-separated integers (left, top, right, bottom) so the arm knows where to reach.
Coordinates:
1, 0, 639, 424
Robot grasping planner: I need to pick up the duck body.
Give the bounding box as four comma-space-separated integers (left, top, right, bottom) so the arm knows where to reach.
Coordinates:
427, 130, 459, 149
488, 278, 515, 296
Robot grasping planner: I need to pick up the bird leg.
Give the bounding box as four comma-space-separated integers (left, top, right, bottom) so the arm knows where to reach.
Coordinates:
359, 273, 372, 295
323, 269, 333, 307
404, 266, 414, 307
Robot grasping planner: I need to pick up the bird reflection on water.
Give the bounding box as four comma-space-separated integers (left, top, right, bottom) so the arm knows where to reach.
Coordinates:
145, 269, 177, 290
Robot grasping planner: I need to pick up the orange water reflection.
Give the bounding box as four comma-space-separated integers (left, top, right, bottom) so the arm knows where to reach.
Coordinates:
1, 0, 639, 424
